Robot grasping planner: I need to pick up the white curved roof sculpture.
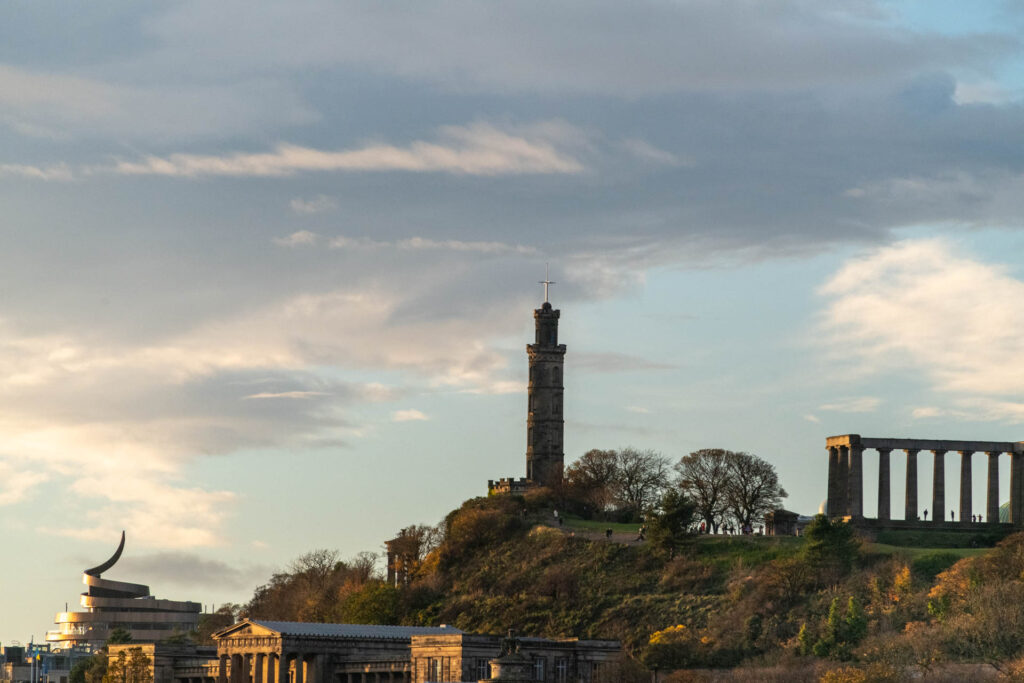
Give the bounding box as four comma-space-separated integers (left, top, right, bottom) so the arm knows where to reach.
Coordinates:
46, 531, 201, 648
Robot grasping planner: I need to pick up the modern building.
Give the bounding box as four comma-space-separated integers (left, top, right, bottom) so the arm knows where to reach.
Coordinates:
1, 643, 93, 683
47, 532, 201, 648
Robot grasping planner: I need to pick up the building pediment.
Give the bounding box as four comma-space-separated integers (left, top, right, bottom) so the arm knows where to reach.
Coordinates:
213, 619, 280, 640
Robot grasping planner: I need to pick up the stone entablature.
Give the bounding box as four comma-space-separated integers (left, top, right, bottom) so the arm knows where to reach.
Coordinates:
827, 434, 1024, 525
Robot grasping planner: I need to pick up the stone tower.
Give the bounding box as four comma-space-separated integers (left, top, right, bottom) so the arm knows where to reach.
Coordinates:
526, 298, 566, 487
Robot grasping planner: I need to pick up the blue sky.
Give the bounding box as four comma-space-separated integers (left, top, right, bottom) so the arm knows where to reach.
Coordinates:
4, 0, 1024, 643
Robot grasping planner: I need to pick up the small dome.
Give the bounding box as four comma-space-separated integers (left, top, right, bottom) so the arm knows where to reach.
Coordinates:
541, 302, 552, 311
818, 499, 827, 515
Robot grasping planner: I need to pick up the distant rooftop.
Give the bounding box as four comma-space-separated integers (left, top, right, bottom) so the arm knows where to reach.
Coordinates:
249, 621, 462, 639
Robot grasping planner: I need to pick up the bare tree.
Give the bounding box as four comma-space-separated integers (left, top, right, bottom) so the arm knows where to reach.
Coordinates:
614, 447, 671, 517
565, 448, 620, 513
386, 524, 442, 584
675, 448, 731, 533
724, 451, 787, 528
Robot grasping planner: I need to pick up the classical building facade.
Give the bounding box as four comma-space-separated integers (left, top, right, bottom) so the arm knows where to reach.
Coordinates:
826, 434, 1024, 525
47, 532, 200, 648
409, 632, 618, 683
154, 621, 619, 683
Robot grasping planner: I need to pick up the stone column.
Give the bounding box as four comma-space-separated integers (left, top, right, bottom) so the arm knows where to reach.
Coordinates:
987, 452, 1001, 523
254, 655, 264, 683
1011, 454, 1019, 524
231, 655, 243, 683
848, 443, 864, 517
278, 655, 290, 683
837, 445, 850, 516
959, 450, 973, 524
294, 657, 304, 683
905, 449, 918, 521
218, 657, 228, 683
932, 450, 946, 523
827, 446, 840, 517
877, 448, 891, 521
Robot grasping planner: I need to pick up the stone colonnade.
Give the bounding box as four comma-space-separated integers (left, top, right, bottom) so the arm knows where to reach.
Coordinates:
826, 435, 1024, 524
215, 652, 408, 683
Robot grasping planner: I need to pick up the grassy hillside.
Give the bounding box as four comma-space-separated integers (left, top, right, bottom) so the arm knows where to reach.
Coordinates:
240, 491, 1024, 680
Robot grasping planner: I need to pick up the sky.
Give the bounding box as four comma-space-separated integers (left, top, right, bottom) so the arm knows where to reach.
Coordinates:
4, 0, 1024, 644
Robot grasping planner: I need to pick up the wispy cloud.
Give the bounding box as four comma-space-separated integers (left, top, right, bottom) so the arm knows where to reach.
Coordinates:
573, 351, 675, 373
819, 397, 880, 413
117, 552, 272, 590
103, 122, 586, 178
0, 461, 49, 505
619, 138, 685, 166
290, 195, 338, 214
392, 409, 428, 422
244, 391, 328, 399
0, 163, 73, 181
273, 230, 319, 247
327, 235, 535, 255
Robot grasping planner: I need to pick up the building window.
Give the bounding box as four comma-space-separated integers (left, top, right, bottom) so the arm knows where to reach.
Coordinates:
533, 657, 546, 681
427, 658, 440, 681
555, 658, 568, 683
476, 658, 490, 679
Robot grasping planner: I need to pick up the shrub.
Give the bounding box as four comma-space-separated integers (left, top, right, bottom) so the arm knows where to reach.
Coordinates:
911, 552, 960, 582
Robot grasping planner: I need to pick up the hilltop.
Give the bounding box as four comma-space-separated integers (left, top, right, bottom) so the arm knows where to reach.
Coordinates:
214, 491, 1024, 681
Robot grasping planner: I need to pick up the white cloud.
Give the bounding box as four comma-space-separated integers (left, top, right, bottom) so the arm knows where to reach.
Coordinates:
289, 195, 338, 214
804, 414, 821, 423
625, 406, 651, 414
103, 122, 586, 178
244, 391, 328, 399
819, 397, 881, 413
619, 139, 684, 166
954, 80, 1016, 105
0, 163, 73, 181
273, 230, 319, 247
819, 239, 1024, 421
392, 409, 428, 422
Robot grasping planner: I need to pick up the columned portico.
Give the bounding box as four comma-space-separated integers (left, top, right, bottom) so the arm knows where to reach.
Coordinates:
826, 435, 1024, 527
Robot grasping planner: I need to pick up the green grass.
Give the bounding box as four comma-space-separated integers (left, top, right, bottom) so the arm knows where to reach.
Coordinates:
873, 528, 1011, 548
689, 534, 804, 569
865, 543, 990, 560
558, 514, 642, 533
